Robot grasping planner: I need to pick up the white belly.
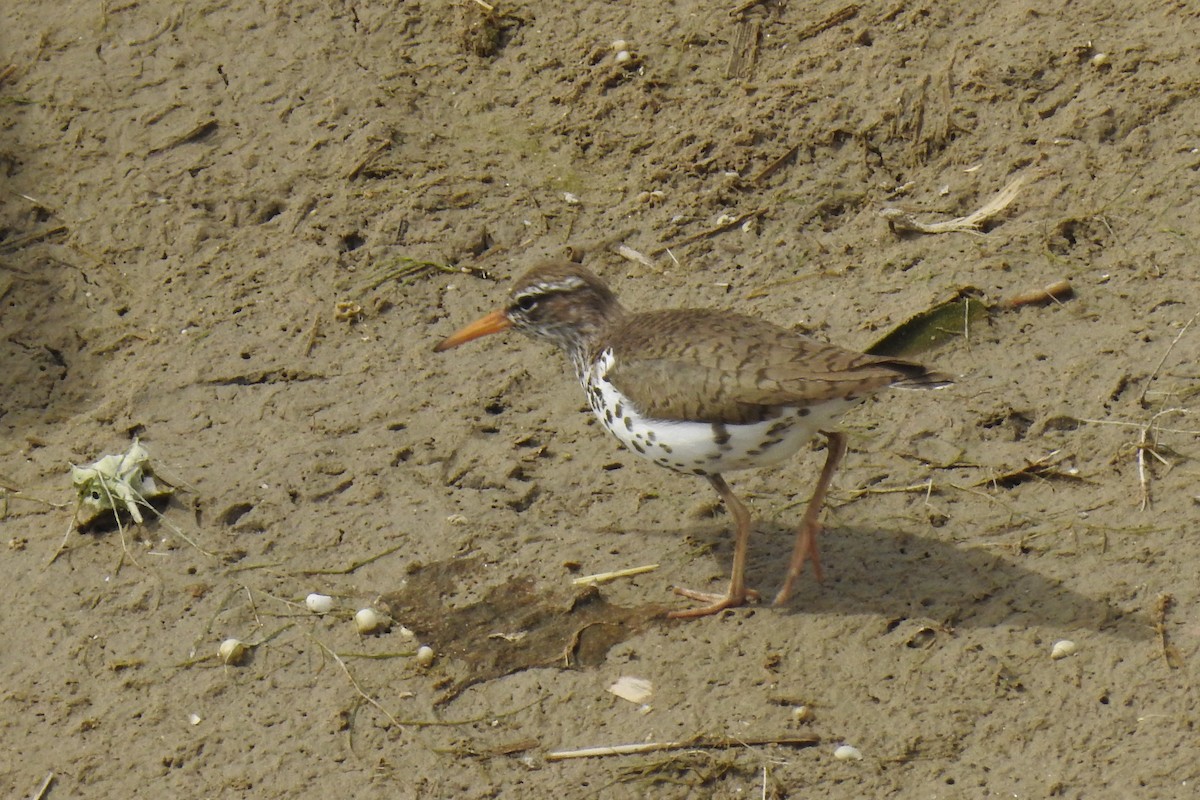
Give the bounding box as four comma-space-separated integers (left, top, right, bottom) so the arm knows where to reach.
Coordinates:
582, 350, 851, 475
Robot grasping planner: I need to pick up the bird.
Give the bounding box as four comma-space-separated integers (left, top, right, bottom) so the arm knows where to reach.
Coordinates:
434, 260, 951, 618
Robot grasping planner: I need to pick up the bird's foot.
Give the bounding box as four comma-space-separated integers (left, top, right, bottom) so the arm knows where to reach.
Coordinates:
668, 586, 761, 619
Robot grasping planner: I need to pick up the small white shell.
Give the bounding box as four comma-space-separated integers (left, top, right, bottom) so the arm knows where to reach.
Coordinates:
1090, 52, 1109, 68
188, 713, 202, 726
833, 744, 863, 761
1051, 639, 1078, 660
562, 191, 581, 205
614, 50, 632, 64
305, 593, 334, 614
791, 705, 812, 723
219, 638, 247, 665
416, 645, 435, 667
354, 607, 388, 635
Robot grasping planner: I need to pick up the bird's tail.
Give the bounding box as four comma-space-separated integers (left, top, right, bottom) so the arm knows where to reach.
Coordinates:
883, 360, 955, 390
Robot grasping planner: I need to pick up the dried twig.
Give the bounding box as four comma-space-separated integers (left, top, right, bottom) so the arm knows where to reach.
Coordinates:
1076, 409, 1191, 511
662, 208, 767, 252
345, 137, 393, 180
1073, 416, 1200, 437
728, 0, 769, 17
547, 733, 819, 761
361, 258, 491, 291
433, 737, 540, 757
752, 144, 799, 184
0, 225, 68, 253
881, 172, 1029, 235
846, 480, 938, 499
1134, 417, 1173, 511
571, 564, 659, 586
974, 449, 1082, 491
312, 638, 401, 728
1152, 593, 1184, 669
797, 4, 859, 41
302, 312, 322, 357
1137, 312, 1197, 407
29, 773, 54, 800
296, 542, 408, 575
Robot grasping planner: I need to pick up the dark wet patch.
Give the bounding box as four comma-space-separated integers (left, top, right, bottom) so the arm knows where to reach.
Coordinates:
380, 555, 668, 703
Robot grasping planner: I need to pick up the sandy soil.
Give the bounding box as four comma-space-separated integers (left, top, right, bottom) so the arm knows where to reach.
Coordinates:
3, 1, 1199, 797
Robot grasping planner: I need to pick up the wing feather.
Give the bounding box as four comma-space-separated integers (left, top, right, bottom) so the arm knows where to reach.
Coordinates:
601, 310, 947, 424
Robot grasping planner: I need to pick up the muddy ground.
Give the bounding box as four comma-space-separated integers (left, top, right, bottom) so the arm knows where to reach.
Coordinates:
2, 1, 1198, 797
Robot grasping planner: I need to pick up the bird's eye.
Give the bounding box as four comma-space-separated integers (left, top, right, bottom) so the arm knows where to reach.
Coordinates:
515, 295, 538, 312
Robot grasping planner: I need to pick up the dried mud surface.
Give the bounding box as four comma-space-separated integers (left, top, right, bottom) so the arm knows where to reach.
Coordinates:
3, 2, 1199, 797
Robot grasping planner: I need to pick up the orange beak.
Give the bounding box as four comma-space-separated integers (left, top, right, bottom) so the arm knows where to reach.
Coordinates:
433, 309, 513, 352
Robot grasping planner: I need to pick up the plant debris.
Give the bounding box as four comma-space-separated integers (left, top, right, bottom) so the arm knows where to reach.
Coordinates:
546, 733, 820, 761
51, 439, 212, 564
868, 291, 989, 358
881, 171, 1030, 235
69, 439, 172, 531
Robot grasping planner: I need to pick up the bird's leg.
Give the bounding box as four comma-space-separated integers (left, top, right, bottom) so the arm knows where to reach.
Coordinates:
774, 430, 848, 606
670, 474, 761, 618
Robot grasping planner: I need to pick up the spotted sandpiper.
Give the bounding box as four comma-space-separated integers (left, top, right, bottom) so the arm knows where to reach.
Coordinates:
435, 261, 951, 618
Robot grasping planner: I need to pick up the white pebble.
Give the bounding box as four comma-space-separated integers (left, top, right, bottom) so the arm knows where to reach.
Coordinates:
188, 713, 202, 726
611, 39, 628, 52
1090, 52, 1109, 68
218, 638, 247, 665
1051, 639, 1078, 660
354, 607, 388, 635
416, 645, 435, 667
833, 744, 863, 761
791, 705, 812, 723
614, 50, 632, 64
305, 593, 334, 614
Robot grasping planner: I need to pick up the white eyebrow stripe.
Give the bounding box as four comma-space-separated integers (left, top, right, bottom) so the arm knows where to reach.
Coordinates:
514, 276, 587, 299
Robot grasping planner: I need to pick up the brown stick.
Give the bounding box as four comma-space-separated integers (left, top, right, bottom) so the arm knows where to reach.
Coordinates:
346, 138, 393, 180
798, 4, 859, 41
1152, 593, 1183, 669
1001, 279, 1073, 309
753, 144, 800, 184
728, 0, 768, 17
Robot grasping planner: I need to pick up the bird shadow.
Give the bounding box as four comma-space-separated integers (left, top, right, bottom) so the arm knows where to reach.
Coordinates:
371, 517, 1147, 706
625, 518, 1150, 642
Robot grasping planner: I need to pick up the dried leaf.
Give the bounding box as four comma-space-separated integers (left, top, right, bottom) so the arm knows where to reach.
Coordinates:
868, 294, 989, 358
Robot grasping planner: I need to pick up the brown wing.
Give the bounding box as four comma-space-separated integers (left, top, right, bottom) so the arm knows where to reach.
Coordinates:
601, 309, 948, 424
